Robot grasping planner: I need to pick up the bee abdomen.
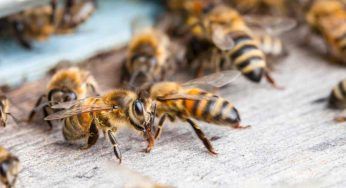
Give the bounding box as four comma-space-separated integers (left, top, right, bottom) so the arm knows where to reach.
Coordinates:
329, 79, 346, 109
63, 114, 89, 141
228, 31, 266, 82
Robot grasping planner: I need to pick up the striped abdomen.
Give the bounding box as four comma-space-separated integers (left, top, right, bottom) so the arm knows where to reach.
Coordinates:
63, 113, 92, 141
179, 89, 241, 126
329, 79, 346, 109
227, 30, 266, 82
255, 35, 286, 57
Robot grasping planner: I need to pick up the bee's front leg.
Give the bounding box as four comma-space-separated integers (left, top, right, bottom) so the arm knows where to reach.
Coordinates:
107, 130, 122, 164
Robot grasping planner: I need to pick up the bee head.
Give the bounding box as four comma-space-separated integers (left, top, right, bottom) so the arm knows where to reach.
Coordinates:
129, 91, 155, 132
48, 88, 77, 105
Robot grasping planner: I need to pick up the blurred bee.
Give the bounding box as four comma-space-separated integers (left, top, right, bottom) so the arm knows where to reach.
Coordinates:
55, 0, 96, 34
2, 0, 95, 49
121, 27, 176, 88
147, 71, 250, 154
0, 146, 20, 188
28, 67, 99, 130
0, 94, 19, 128
185, 5, 288, 88
44, 89, 156, 163
305, 0, 346, 64
4, 5, 56, 49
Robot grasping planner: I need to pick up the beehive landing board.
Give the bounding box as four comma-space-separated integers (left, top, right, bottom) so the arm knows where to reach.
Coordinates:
1, 34, 346, 187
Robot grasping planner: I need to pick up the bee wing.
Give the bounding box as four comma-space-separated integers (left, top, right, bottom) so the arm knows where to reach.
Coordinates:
156, 93, 218, 101
211, 25, 235, 51
244, 15, 297, 36
182, 70, 241, 88
44, 103, 115, 121
50, 97, 102, 109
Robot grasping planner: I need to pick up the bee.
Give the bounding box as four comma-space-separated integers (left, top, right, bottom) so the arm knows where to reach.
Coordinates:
55, 0, 96, 34
5, 5, 56, 49
28, 67, 99, 129
121, 28, 175, 87
186, 5, 284, 88
305, 0, 346, 64
44, 89, 156, 163
147, 71, 250, 154
0, 94, 18, 128
0, 146, 20, 188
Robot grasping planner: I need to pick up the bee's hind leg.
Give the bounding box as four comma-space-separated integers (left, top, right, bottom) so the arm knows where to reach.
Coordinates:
264, 70, 284, 90
186, 118, 217, 155
27, 95, 46, 123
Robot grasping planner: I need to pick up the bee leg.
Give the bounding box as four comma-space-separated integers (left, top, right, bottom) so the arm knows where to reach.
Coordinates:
43, 106, 53, 131
186, 118, 218, 155
81, 121, 99, 149
154, 114, 167, 140
27, 95, 46, 123
108, 130, 122, 164
335, 116, 346, 123
264, 71, 284, 90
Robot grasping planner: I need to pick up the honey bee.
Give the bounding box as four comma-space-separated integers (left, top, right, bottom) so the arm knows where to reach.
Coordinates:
55, 0, 96, 34
121, 27, 175, 87
305, 0, 346, 64
0, 146, 20, 188
185, 5, 284, 88
44, 89, 156, 163
28, 67, 99, 129
5, 5, 56, 49
147, 71, 250, 154
0, 94, 18, 128
2, 0, 95, 49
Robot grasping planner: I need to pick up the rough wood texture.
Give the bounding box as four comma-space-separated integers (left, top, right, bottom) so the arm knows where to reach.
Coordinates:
1, 34, 346, 187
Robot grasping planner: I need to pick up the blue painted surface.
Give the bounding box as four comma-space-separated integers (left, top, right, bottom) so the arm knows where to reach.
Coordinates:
0, 0, 158, 86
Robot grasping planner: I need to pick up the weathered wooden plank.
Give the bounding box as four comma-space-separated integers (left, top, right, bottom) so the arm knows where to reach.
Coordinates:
1, 33, 346, 187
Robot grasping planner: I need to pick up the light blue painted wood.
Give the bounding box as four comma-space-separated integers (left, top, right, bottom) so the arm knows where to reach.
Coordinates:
0, 0, 158, 86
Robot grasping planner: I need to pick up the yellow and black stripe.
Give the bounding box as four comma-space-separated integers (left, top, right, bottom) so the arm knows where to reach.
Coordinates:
227, 30, 267, 82
329, 79, 346, 109
180, 89, 241, 126
256, 34, 285, 57
63, 113, 92, 141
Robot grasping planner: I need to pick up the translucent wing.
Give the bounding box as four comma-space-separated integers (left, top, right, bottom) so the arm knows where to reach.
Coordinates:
50, 97, 102, 109
44, 103, 115, 121
211, 25, 235, 51
156, 93, 218, 101
182, 70, 241, 88
244, 15, 297, 36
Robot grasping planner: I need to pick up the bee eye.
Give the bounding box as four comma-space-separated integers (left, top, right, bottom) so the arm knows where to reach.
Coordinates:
134, 100, 144, 116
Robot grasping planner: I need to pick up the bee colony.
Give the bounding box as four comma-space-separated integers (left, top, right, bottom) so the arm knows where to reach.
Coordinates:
0, 0, 345, 187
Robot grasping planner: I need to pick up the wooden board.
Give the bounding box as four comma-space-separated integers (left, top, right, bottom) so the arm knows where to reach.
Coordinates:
1, 33, 346, 187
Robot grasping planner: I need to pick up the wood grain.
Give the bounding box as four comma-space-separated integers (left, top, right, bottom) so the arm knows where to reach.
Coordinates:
1, 33, 346, 187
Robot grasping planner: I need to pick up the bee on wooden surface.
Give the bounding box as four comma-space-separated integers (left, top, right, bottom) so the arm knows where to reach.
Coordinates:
28, 67, 99, 130
0, 146, 20, 188
315, 79, 346, 123
0, 94, 19, 128
44, 89, 156, 163
305, 0, 346, 64
185, 5, 291, 88
121, 27, 176, 88
147, 71, 250, 154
